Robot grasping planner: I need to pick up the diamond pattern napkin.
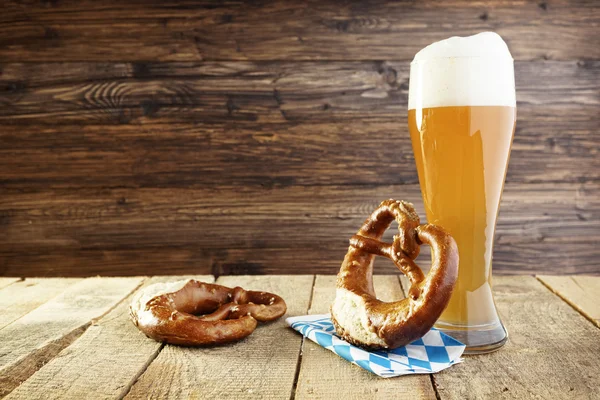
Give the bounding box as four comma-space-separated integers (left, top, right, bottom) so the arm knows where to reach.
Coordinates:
287, 314, 465, 377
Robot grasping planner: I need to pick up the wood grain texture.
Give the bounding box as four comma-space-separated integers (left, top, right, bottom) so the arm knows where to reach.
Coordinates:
0, 275, 598, 398
125, 275, 313, 400
295, 275, 436, 399
432, 276, 600, 399
0, 277, 143, 397
0, 0, 598, 61
4, 275, 213, 400
1, 183, 597, 276
0, 0, 598, 277
0, 61, 597, 126
537, 275, 600, 327
0, 278, 81, 330
0, 106, 597, 189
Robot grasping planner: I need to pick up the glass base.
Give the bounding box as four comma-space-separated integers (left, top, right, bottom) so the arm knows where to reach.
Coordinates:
435, 320, 508, 355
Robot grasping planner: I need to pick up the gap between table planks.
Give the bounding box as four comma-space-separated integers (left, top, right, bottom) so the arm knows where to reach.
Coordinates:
537, 275, 600, 328
294, 275, 437, 399
401, 276, 600, 399
0, 278, 82, 331
4, 276, 213, 400
0, 277, 21, 290
1, 275, 599, 399
0, 277, 144, 398
124, 275, 314, 399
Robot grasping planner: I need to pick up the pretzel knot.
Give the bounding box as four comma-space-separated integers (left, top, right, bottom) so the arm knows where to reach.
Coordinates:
331, 199, 459, 350
130, 280, 286, 346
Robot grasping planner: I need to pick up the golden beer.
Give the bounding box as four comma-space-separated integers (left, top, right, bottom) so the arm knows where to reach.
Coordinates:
408, 33, 516, 352
409, 106, 516, 326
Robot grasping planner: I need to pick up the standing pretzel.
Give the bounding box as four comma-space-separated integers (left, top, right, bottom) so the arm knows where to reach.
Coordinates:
330, 199, 459, 350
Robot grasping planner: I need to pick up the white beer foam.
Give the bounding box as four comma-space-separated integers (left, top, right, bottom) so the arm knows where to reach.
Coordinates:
408, 32, 516, 109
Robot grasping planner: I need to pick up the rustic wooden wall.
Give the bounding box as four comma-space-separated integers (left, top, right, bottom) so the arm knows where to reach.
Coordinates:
0, 0, 598, 277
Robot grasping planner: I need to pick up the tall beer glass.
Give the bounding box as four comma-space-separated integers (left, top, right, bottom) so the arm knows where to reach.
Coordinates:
408, 33, 515, 353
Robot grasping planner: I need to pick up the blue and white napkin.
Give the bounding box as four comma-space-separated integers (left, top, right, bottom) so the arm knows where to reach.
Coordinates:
287, 314, 465, 378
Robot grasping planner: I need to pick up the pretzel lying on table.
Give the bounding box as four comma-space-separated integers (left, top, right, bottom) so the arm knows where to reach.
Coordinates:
331, 199, 459, 350
130, 280, 286, 346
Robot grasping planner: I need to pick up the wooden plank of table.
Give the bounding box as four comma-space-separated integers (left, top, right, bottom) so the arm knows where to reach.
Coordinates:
1, 182, 597, 277
4, 275, 213, 400
0, 1, 597, 61
0, 278, 82, 330
0, 61, 597, 126
0, 277, 143, 397
537, 275, 600, 328
294, 275, 436, 399
432, 276, 600, 399
1, 106, 597, 188
0, 277, 20, 289
125, 275, 314, 399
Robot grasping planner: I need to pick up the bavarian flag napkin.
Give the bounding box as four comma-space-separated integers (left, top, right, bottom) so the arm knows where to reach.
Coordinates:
287, 314, 465, 377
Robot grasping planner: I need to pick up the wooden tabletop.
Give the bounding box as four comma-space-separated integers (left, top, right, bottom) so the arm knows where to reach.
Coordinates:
0, 274, 598, 399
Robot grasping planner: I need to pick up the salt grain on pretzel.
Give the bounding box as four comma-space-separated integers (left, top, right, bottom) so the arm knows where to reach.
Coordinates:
130, 280, 286, 346
331, 199, 459, 350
